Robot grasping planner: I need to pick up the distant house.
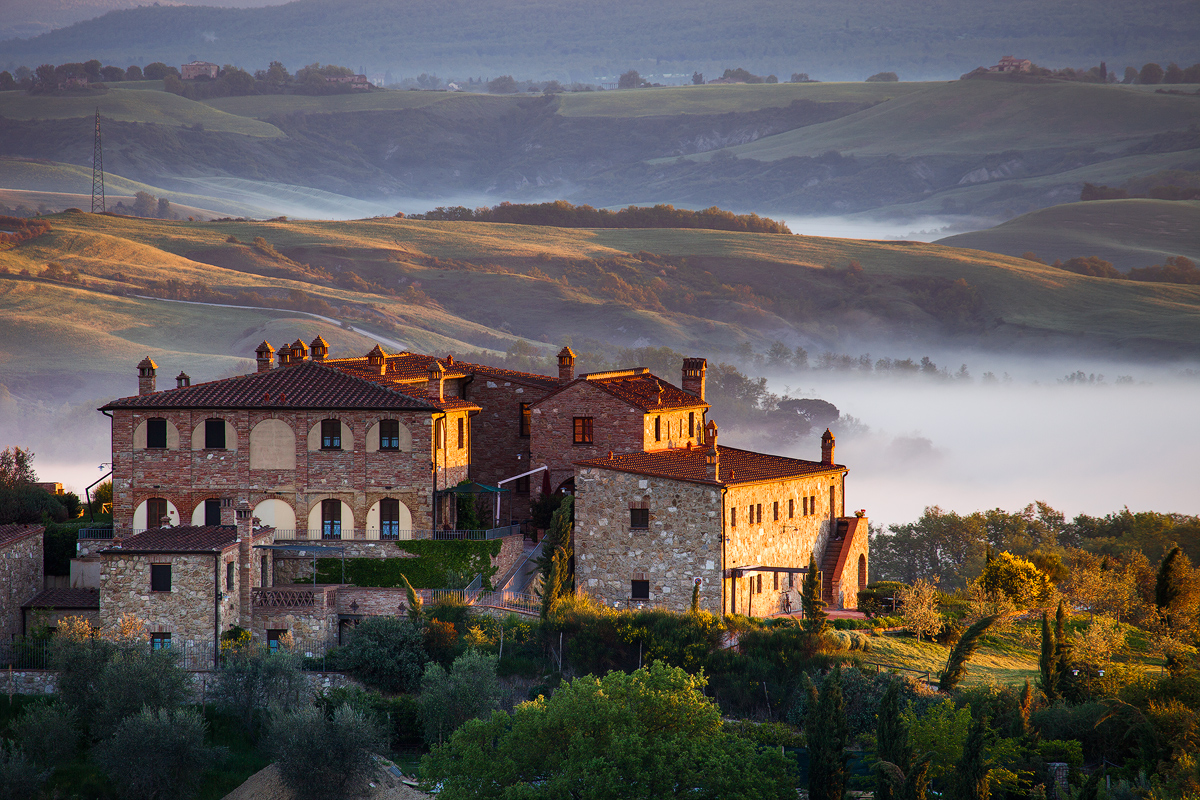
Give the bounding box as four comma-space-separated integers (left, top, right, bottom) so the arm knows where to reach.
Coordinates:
706, 77, 744, 85
182, 61, 220, 80
326, 74, 371, 90
991, 56, 1032, 74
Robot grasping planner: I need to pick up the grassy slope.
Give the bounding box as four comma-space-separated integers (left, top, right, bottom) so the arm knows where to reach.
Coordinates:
0, 87, 283, 138
1, 214, 1198, 391
678, 81, 1200, 160
936, 200, 1200, 270
556, 81, 927, 117
203, 88, 465, 118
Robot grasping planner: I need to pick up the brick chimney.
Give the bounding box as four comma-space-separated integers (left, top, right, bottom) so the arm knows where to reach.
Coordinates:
255, 341, 274, 372
821, 428, 835, 465
557, 346, 576, 384
310, 336, 328, 361
682, 358, 706, 400
277, 346, 291, 368
291, 338, 309, 362
175, 371, 190, 389
137, 357, 157, 396
367, 345, 386, 375
236, 500, 252, 629
705, 420, 719, 481
427, 362, 445, 402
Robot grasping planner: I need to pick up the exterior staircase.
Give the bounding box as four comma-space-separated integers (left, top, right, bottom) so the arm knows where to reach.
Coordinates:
821, 519, 850, 605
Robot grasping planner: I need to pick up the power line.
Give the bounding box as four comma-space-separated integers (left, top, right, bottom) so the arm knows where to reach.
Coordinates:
91, 107, 105, 213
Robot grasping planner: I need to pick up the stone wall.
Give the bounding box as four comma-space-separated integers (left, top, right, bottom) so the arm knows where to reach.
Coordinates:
830, 517, 869, 610
110, 406, 448, 533
491, 534, 525, 588
574, 467, 723, 614
0, 526, 44, 641
100, 548, 236, 648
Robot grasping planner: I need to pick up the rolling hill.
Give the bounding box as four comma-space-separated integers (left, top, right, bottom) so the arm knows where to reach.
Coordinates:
2, 0, 1197, 83
1, 212, 1198, 403
935, 199, 1200, 270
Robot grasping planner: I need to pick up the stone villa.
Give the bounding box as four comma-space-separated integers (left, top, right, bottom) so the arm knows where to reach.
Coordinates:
80, 340, 867, 654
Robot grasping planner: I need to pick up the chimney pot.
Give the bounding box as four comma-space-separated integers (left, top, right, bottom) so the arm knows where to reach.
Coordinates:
175, 371, 190, 389
310, 336, 328, 361
704, 420, 720, 481
682, 358, 707, 400
290, 339, 308, 362
137, 357, 158, 396
255, 341, 275, 372
367, 345, 386, 374
427, 363, 445, 402
557, 346, 576, 384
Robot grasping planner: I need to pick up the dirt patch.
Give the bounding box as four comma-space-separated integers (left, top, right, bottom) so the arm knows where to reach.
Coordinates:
222, 760, 431, 800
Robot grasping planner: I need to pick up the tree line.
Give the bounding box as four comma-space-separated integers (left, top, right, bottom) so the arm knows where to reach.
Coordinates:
1026, 252, 1200, 286
407, 200, 792, 234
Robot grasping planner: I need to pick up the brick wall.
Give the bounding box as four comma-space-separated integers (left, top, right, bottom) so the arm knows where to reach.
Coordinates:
0, 527, 43, 641
531, 383, 647, 493
112, 407, 450, 534
463, 376, 548, 521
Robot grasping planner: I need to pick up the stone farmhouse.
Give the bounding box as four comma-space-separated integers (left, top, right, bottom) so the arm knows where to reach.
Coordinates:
84, 339, 868, 656
181, 61, 220, 80
1, 524, 45, 641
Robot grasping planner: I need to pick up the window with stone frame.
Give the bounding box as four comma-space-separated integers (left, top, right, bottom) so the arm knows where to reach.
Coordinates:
205, 418, 226, 449
573, 416, 593, 445
321, 419, 342, 450
654, 416, 661, 441
379, 419, 400, 450
204, 498, 221, 526
803, 496, 809, 516
226, 560, 235, 591
519, 403, 531, 437
457, 417, 465, 449
146, 418, 168, 449
380, 498, 401, 538
757, 503, 763, 524
730, 507, 736, 527
321, 499, 342, 539
789, 498, 794, 518
146, 497, 168, 528
688, 411, 695, 437
630, 508, 649, 529
150, 564, 171, 592
811, 495, 816, 515
631, 579, 650, 600
150, 632, 172, 650
773, 501, 779, 521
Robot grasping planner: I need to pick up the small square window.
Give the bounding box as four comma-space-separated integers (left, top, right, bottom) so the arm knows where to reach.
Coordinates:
519, 403, 531, 437
151, 632, 171, 650
631, 580, 650, 600
150, 564, 172, 592
515, 475, 530, 495
573, 417, 593, 445
267, 629, 287, 652
379, 419, 400, 450
205, 418, 226, 449
146, 418, 167, 449
321, 419, 342, 450
630, 508, 649, 529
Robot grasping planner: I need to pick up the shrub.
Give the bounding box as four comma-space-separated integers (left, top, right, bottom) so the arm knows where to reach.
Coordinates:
0, 743, 46, 800
94, 644, 190, 731
210, 648, 305, 728
269, 703, 385, 800
866, 71, 899, 81
12, 702, 80, 769
976, 551, 1053, 607
418, 649, 503, 745
339, 616, 428, 693
94, 707, 224, 800
316, 686, 423, 750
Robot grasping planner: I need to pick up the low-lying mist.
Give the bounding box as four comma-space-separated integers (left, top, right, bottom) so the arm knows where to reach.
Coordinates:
745, 356, 1200, 530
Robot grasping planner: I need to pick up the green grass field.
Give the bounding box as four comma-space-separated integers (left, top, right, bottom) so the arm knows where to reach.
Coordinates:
672, 81, 1200, 160
556, 81, 930, 117
0, 87, 283, 138
203, 88, 474, 119
937, 200, 1200, 270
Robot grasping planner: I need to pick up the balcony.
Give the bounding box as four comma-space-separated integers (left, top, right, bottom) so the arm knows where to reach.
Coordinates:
251, 585, 338, 610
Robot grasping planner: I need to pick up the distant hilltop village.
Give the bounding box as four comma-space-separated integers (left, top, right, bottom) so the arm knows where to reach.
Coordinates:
4, 341, 867, 660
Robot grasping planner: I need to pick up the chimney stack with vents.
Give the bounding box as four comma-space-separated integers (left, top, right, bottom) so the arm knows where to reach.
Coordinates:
137, 357, 157, 396
821, 428, 835, 465
367, 345, 386, 375
704, 420, 720, 481
219, 497, 235, 527
255, 341, 274, 373
277, 347, 291, 368
175, 371, 190, 389
310, 336, 328, 361
682, 358, 707, 400
427, 362, 445, 401
557, 346, 576, 384
291, 339, 308, 362
236, 500, 252, 628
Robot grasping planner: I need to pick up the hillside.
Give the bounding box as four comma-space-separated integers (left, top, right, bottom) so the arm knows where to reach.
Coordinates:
2, 80, 1198, 221
2, 0, 1197, 82
2, 212, 1199, 401
935, 200, 1200, 270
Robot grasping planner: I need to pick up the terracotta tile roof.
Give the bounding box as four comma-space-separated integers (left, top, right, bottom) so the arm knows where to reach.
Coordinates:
23, 587, 100, 609
330, 353, 560, 390
102, 525, 239, 553
0, 523, 43, 548
535, 369, 708, 413
101, 361, 445, 412
576, 445, 842, 486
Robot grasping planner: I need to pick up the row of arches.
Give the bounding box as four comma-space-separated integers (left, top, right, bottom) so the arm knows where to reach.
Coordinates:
133, 496, 414, 539
134, 417, 414, 469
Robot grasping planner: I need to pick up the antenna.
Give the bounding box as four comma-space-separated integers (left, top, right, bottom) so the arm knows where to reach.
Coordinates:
91, 107, 105, 213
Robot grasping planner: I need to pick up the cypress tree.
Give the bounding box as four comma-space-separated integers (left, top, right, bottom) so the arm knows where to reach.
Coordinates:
902, 754, 933, 800
875, 681, 910, 800
808, 666, 848, 800
1038, 612, 1057, 702
954, 715, 992, 800
802, 555, 829, 636
1156, 546, 1184, 626
1017, 679, 1033, 737
1054, 600, 1071, 688
690, 580, 700, 614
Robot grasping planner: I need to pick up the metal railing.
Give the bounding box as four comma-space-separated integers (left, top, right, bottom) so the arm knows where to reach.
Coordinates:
271, 524, 523, 542
252, 586, 338, 609
416, 587, 541, 616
